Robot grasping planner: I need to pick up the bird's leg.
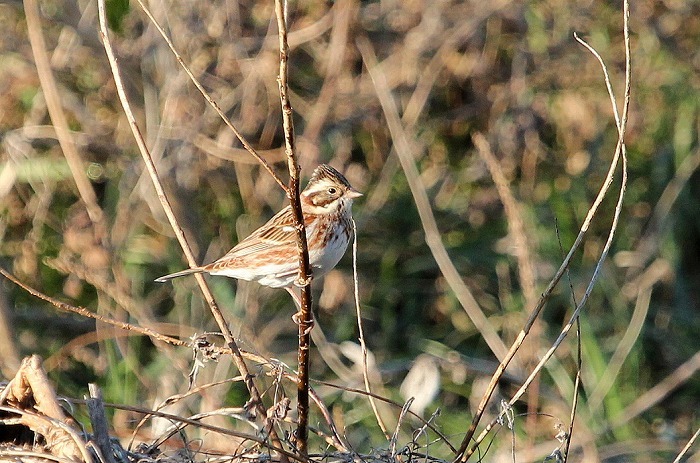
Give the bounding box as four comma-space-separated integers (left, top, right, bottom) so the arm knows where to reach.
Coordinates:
287, 286, 315, 335
286, 285, 302, 308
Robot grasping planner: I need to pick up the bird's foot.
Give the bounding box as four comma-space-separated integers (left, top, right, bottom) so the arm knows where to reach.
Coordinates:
294, 275, 313, 287
292, 311, 315, 335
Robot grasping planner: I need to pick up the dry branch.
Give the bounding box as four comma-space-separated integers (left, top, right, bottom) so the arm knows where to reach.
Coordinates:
273, 0, 314, 456
95, 2, 289, 459
0, 355, 90, 463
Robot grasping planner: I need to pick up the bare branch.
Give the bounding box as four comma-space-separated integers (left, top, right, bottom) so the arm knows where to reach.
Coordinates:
273, 0, 313, 456
95, 3, 288, 459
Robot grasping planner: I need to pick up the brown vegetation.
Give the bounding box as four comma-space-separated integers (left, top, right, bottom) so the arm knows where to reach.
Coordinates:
0, 0, 698, 462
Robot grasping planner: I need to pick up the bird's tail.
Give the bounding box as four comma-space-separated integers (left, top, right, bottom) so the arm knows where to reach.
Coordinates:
155, 267, 205, 283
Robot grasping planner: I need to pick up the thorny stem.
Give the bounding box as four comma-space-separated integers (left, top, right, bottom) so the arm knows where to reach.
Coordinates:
274, 0, 313, 456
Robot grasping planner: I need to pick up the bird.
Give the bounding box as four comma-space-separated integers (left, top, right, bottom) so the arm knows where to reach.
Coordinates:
156, 164, 361, 312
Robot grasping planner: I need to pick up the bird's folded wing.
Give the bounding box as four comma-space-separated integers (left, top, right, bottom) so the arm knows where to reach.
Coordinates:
219, 206, 298, 259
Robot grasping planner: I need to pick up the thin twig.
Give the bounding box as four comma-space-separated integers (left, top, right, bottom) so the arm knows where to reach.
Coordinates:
352, 218, 389, 438
131, 0, 286, 192
455, 0, 631, 459
389, 399, 414, 458
556, 220, 582, 463
313, 379, 457, 453
307, 387, 350, 452
69, 399, 305, 461
273, 0, 314, 456
356, 35, 511, 366
672, 425, 700, 463
0, 267, 188, 348
96, 4, 288, 460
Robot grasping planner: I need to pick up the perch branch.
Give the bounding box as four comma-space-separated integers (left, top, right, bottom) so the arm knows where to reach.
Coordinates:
96, 4, 288, 460
273, 0, 314, 456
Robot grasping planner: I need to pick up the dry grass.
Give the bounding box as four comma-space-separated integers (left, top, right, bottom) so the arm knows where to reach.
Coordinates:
1, 0, 698, 462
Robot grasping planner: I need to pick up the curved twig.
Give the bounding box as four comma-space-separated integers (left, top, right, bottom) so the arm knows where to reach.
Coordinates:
455, 0, 632, 459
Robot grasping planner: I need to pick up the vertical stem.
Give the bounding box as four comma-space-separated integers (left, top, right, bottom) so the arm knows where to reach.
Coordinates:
97, 2, 289, 461
274, 0, 313, 456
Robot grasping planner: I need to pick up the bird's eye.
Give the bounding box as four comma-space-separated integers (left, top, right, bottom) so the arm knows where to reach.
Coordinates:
328, 187, 337, 195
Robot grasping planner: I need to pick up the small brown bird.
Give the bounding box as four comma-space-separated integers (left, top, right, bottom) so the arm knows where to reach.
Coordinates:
156, 165, 361, 297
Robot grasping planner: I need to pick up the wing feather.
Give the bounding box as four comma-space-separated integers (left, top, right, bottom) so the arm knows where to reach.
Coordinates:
218, 206, 297, 259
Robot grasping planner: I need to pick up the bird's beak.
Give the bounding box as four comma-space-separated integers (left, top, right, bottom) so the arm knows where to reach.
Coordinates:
347, 188, 363, 199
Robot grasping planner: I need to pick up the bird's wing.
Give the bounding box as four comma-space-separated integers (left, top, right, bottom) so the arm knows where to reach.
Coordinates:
218, 206, 298, 259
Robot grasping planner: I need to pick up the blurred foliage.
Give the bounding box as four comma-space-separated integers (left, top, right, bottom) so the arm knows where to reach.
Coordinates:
0, 0, 698, 461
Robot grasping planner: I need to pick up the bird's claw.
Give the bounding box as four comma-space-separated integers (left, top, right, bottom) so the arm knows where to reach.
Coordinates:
292, 311, 315, 335
294, 275, 313, 287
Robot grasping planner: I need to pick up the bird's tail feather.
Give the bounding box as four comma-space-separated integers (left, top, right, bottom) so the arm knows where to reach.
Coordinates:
155, 268, 205, 282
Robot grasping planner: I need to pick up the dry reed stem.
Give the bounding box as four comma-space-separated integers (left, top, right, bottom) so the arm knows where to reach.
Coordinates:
587, 284, 652, 409
352, 218, 390, 438
360, 1, 508, 219
302, 0, 355, 146
633, 147, 700, 269
471, 133, 537, 312
23, 0, 107, 243
356, 35, 511, 366
456, 0, 632, 459
672, 425, 700, 463
471, 131, 541, 438
95, 3, 289, 459
610, 350, 700, 430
